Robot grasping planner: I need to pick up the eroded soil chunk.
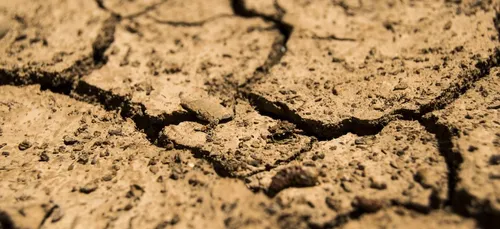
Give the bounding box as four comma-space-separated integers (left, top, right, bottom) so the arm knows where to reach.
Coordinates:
0, 85, 276, 229
429, 67, 500, 223
247, 121, 448, 226
180, 95, 234, 123
248, 0, 499, 139
81, 11, 279, 123
159, 101, 313, 177
0, 0, 110, 84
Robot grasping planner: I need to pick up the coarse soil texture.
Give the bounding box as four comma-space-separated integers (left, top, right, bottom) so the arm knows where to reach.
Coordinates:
0, 0, 499, 228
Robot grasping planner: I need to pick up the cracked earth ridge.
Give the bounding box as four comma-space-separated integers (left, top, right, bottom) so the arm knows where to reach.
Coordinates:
0, 0, 117, 93
0, 0, 499, 228
246, 0, 499, 139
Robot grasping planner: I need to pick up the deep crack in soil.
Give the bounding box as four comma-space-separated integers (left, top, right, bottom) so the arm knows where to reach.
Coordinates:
0, 0, 499, 228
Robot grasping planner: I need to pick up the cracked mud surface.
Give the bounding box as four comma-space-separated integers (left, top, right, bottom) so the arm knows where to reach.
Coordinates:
0, 0, 499, 228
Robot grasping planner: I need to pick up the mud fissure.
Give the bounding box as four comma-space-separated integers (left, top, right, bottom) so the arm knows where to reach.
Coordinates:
94, 0, 168, 19
231, 0, 293, 86
147, 14, 234, 27
240, 48, 500, 227
74, 81, 197, 141
38, 205, 58, 229
0, 210, 14, 229
418, 117, 460, 209
92, 15, 120, 66
247, 48, 500, 141
1, 2, 499, 228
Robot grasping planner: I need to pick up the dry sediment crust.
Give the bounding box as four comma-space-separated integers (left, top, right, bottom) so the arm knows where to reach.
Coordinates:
428, 67, 500, 225
0, 0, 498, 228
247, 0, 499, 139
159, 100, 314, 177
0, 85, 274, 229
80, 11, 280, 125
245, 121, 449, 227
0, 0, 111, 86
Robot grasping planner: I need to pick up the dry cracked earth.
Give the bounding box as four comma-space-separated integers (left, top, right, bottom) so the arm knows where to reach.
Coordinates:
0, 0, 499, 228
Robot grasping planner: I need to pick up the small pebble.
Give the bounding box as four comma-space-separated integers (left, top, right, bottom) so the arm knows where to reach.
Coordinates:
353, 196, 384, 213
77, 152, 89, 164
180, 96, 233, 123
51, 206, 64, 223
370, 176, 387, 190
101, 174, 113, 182
468, 145, 478, 152
39, 152, 49, 162
489, 155, 500, 165
18, 140, 32, 151
80, 181, 98, 194
393, 82, 408, 91
268, 166, 318, 196
415, 168, 438, 189
126, 184, 145, 199
108, 128, 123, 136
325, 197, 342, 211
150, 166, 159, 174
63, 135, 78, 145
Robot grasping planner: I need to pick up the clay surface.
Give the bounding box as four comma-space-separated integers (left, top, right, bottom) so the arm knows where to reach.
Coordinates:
159, 100, 313, 177
80, 9, 279, 123
0, 0, 498, 228
429, 67, 500, 222
248, 0, 499, 139
245, 121, 448, 226
0, 0, 111, 85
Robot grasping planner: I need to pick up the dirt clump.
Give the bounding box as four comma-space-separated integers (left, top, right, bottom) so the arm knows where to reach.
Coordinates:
268, 165, 318, 196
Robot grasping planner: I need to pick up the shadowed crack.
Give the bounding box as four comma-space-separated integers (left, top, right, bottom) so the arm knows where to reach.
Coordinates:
0, 12, 119, 94
241, 47, 500, 227
155, 137, 234, 178
0, 210, 13, 229
147, 14, 234, 27
0, 1, 499, 227
419, 49, 500, 114
0, 68, 75, 95
245, 48, 500, 141
74, 81, 196, 141
419, 115, 498, 229
0, 0, 297, 185
418, 116, 461, 210
93, 15, 120, 66
290, 113, 478, 229
246, 93, 393, 140
231, 0, 293, 87
273, 137, 317, 166
311, 34, 356, 41
0, 2, 191, 141
95, 0, 168, 19
157, 130, 317, 180
38, 205, 58, 229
